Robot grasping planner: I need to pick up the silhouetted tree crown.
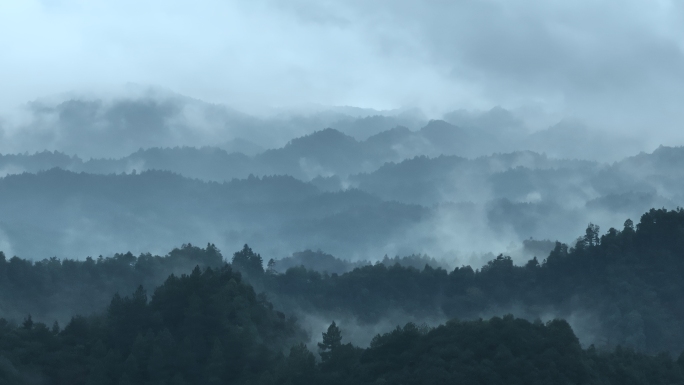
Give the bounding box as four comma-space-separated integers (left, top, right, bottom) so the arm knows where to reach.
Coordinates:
231, 244, 264, 275
318, 321, 343, 362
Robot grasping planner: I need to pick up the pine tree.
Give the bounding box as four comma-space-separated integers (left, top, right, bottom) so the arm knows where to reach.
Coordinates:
318, 321, 342, 362
231, 244, 264, 275
22, 314, 33, 330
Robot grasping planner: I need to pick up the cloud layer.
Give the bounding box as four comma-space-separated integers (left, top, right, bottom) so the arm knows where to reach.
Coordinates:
2, 1, 684, 138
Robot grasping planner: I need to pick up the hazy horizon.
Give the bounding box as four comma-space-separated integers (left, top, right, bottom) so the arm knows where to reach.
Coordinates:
3, 1, 684, 136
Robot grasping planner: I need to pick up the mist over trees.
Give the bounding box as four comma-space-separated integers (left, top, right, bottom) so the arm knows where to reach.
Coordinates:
3, 209, 684, 354
1, 95, 684, 262
4, 211, 684, 383
5, 0, 684, 379
2, 90, 684, 383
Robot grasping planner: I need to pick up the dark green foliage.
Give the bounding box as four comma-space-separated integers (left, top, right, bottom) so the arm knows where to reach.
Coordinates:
359, 317, 588, 385
2, 244, 684, 383
3, 209, 684, 382
346, 316, 684, 385
0, 265, 302, 384
0, 243, 224, 324
232, 244, 264, 276
261, 208, 684, 353
273, 316, 684, 385
318, 321, 342, 362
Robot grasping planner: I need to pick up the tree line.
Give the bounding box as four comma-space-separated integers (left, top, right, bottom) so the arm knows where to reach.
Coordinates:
3, 259, 684, 383
2, 208, 684, 381
236, 208, 684, 354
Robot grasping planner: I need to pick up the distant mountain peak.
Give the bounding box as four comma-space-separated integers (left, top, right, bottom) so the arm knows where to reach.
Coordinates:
422, 119, 459, 131
419, 120, 468, 147
286, 128, 358, 148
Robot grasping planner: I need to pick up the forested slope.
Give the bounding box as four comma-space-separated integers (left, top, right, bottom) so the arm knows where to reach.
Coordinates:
258, 208, 684, 353
3, 209, 684, 355
3, 255, 684, 384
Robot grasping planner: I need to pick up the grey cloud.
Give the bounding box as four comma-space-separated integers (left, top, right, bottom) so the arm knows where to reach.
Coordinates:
2, 1, 684, 142
271, 0, 684, 134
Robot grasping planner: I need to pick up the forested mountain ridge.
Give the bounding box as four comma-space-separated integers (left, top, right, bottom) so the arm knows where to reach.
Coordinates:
1, 120, 665, 184
0, 245, 452, 326
2, 123, 539, 181
0, 168, 428, 259
3, 145, 684, 262
270, 249, 450, 275
2, 139, 676, 199
0, 263, 305, 384
7, 305, 684, 384
3, 222, 684, 383
0, 243, 223, 323
3, 208, 684, 355
346, 152, 598, 205
247, 208, 684, 353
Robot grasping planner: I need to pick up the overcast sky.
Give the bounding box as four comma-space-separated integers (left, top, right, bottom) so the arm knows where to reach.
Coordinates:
2, 0, 684, 133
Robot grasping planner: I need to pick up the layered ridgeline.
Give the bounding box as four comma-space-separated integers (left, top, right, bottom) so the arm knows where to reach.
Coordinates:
0, 169, 426, 259
0, 94, 663, 264
2, 208, 684, 366
0, 93, 427, 159
0, 93, 641, 161
2, 129, 678, 186
3, 145, 684, 260
1, 126, 599, 182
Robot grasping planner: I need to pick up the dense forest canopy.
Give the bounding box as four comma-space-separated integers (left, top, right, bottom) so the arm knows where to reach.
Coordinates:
2, 209, 684, 350
4, 209, 684, 383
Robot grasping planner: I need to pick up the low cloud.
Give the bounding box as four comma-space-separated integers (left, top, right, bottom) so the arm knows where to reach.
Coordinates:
1, 1, 684, 145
